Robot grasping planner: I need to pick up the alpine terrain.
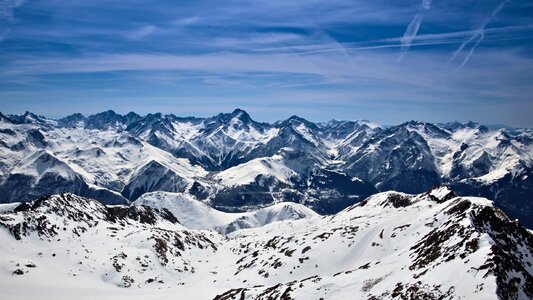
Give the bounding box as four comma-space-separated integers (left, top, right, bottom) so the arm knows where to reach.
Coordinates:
0, 187, 531, 299
0, 110, 532, 299
0, 109, 531, 226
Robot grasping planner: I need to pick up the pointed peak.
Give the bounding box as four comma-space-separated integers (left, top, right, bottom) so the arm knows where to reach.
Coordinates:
100, 109, 119, 116
286, 115, 308, 124
211, 108, 253, 124
282, 115, 317, 129
57, 113, 86, 128
125, 111, 141, 118
230, 108, 252, 121
20, 111, 41, 119
87, 110, 121, 121
7, 111, 57, 126
231, 108, 247, 115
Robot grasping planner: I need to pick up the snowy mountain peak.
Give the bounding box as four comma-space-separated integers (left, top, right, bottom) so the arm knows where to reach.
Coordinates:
281, 115, 317, 129
8, 111, 57, 127
58, 113, 87, 128
211, 108, 254, 126
86, 110, 141, 130
231, 108, 250, 119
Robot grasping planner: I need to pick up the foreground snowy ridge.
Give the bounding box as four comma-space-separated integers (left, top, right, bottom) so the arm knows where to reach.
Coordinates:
0, 187, 531, 299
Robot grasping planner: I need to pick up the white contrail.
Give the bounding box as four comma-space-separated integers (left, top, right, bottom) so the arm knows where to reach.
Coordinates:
398, 0, 432, 61
455, 32, 484, 72
401, 13, 424, 51
449, 32, 479, 63
451, 0, 510, 71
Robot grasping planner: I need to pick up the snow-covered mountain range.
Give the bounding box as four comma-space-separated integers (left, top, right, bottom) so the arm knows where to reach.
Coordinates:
1, 188, 531, 299
0, 109, 531, 226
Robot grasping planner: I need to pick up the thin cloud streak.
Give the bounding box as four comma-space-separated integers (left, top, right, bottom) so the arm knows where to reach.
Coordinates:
398, 0, 432, 61
252, 25, 533, 57
451, 0, 511, 71
1, 0, 532, 126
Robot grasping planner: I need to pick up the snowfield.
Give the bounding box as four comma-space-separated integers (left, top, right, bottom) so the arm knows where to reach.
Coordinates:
214, 155, 297, 187
0, 187, 531, 300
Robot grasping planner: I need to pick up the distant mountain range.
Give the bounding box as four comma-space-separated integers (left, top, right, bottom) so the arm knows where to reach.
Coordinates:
0, 109, 531, 226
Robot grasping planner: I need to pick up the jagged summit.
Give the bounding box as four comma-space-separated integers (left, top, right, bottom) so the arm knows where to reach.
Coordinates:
230, 108, 250, 119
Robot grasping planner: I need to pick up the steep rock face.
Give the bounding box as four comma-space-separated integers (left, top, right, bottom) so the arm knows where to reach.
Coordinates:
470, 205, 533, 300
194, 109, 276, 170
247, 116, 329, 172
451, 166, 533, 227
317, 119, 378, 141
0, 151, 127, 204
344, 124, 440, 193
1, 189, 530, 299
121, 160, 193, 201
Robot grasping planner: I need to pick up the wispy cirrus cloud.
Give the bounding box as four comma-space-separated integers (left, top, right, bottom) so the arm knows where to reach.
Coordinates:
450, 0, 511, 71
398, 0, 432, 61
1, 0, 533, 126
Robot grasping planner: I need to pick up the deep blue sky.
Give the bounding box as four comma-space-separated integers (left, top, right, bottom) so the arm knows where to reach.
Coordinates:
1, 0, 532, 126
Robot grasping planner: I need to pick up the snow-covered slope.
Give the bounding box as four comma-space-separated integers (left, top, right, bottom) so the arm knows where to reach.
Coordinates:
133, 191, 318, 234
0, 193, 225, 300
220, 190, 532, 299
0, 118, 210, 203
214, 154, 297, 187
0, 189, 531, 299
